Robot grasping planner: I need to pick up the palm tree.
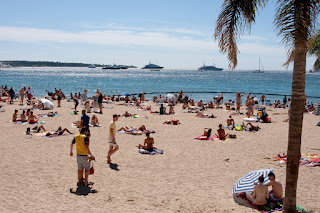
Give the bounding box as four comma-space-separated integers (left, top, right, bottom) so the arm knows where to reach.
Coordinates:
308, 30, 320, 71
214, 1, 319, 212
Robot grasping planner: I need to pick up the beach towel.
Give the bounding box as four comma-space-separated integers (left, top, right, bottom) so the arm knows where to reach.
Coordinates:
237, 192, 284, 212
194, 135, 217, 140
138, 147, 164, 155
38, 114, 59, 117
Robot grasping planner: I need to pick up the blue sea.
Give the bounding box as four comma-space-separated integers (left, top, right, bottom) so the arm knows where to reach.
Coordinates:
1, 67, 319, 104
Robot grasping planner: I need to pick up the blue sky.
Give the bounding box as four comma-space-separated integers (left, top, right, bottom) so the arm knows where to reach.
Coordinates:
0, 0, 316, 70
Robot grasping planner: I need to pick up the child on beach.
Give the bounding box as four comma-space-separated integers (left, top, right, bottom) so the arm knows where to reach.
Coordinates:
12, 109, 18, 122
70, 127, 93, 186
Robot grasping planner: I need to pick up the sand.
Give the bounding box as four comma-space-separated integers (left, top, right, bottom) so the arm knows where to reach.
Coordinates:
0, 98, 319, 212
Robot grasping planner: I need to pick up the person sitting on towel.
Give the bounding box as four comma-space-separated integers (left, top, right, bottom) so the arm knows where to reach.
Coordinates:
138, 132, 154, 151
264, 172, 283, 201
215, 124, 228, 140
91, 114, 99, 126
204, 128, 212, 139
227, 115, 235, 129
246, 175, 269, 205
28, 111, 38, 124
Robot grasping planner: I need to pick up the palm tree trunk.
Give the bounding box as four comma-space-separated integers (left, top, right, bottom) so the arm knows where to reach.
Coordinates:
284, 43, 307, 212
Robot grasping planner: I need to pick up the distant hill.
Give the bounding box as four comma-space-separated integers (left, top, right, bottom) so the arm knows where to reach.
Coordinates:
0, 60, 107, 67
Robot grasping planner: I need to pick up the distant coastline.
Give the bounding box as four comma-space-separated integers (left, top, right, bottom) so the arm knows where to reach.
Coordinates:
0, 60, 117, 68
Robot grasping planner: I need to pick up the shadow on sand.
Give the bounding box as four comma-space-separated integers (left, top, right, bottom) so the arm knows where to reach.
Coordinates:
70, 185, 97, 196
109, 163, 119, 171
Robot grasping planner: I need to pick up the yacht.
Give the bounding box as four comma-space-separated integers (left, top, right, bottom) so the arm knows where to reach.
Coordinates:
102, 64, 121, 70
253, 57, 264, 73
88, 64, 96, 68
142, 62, 164, 71
198, 63, 223, 71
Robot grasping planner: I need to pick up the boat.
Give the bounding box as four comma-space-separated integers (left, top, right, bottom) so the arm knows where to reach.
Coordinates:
198, 63, 223, 71
253, 57, 264, 73
102, 64, 121, 70
141, 62, 164, 71
88, 65, 96, 68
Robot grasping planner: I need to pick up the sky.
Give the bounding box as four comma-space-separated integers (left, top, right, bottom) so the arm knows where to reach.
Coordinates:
0, 0, 317, 70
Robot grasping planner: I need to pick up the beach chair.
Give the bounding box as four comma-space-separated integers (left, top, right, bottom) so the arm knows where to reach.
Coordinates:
265, 100, 271, 106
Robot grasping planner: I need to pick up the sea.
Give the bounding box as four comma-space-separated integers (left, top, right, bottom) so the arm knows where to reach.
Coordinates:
0, 67, 319, 104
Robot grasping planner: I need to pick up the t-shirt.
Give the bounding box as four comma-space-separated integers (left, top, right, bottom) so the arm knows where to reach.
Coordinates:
98, 95, 103, 103
81, 114, 90, 127
72, 134, 89, 155
109, 121, 116, 138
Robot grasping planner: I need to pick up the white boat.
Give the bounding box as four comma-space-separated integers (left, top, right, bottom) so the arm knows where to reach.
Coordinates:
253, 57, 264, 73
141, 62, 164, 71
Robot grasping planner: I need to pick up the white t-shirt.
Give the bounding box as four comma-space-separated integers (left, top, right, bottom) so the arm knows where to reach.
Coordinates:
109, 121, 116, 138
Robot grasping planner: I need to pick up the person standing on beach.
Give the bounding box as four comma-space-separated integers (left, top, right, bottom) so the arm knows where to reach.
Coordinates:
260, 94, 265, 105
8, 87, 15, 104
27, 87, 32, 101
19, 87, 25, 105
107, 114, 119, 164
80, 110, 90, 130
97, 92, 103, 114
283, 95, 287, 108
236, 92, 243, 113
70, 127, 94, 186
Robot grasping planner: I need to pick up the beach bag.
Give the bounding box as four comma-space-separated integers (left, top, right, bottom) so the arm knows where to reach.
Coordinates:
235, 125, 242, 131
89, 162, 94, 175
265, 117, 271, 123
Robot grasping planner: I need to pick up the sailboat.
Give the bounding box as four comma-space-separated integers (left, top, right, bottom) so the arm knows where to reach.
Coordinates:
253, 57, 264, 73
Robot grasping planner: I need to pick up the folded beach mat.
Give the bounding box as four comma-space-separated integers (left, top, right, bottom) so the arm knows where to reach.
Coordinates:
194, 135, 217, 140
243, 118, 259, 122
138, 147, 164, 155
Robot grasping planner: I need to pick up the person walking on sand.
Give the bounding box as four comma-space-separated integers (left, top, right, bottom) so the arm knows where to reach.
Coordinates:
236, 92, 243, 114
80, 110, 90, 130
107, 114, 119, 164
19, 87, 25, 105
70, 127, 94, 186
260, 94, 265, 105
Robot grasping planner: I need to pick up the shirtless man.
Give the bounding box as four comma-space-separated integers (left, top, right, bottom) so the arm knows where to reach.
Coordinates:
265, 172, 283, 201
244, 122, 260, 131
215, 124, 228, 140
107, 114, 119, 164
19, 87, 25, 105
246, 175, 269, 206
20, 110, 27, 122
138, 132, 154, 151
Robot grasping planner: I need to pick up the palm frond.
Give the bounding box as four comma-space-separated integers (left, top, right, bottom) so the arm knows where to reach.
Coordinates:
275, 0, 320, 56
214, 0, 267, 69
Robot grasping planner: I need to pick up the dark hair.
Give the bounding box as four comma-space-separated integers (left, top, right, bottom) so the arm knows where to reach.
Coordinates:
229, 115, 232, 118
113, 114, 118, 118
146, 132, 150, 137
207, 128, 212, 139
268, 172, 275, 178
258, 175, 264, 182
80, 127, 89, 134
219, 124, 223, 129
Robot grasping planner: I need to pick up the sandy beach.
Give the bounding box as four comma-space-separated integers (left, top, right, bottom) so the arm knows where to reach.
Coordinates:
0, 98, 319, 212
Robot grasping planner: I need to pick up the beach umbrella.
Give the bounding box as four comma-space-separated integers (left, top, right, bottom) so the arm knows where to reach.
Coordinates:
166, 94, 177, 102
40, 99, 54, 110
120, 92, 131, 96
232, 169, 273, 194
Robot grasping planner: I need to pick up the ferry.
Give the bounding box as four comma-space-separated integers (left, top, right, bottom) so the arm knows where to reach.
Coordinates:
198, 63, 223, 71
142, 62, 164, 71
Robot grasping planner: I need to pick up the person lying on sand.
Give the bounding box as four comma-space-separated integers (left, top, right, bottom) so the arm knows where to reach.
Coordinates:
264, 172, 283, 201
215, 124, 228, 140
244, 122, 260, 131
163, 119, 179, 125
246, 175, 269, 206
122, 111, 132, 117
138, 132, 154, 151
204, 128, 212, 138
45, 126, 73, 137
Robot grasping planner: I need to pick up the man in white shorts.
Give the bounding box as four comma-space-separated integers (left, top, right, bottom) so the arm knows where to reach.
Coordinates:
107, 114, 119, 163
